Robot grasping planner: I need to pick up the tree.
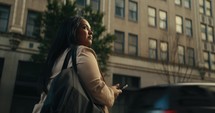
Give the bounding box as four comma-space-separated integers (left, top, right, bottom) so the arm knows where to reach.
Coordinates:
31, 0, 115, 74
81, 6, 115, 73
31, 0, 77, 63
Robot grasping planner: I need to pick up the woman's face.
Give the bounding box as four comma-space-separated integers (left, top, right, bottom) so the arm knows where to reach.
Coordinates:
76, 19, 93, 47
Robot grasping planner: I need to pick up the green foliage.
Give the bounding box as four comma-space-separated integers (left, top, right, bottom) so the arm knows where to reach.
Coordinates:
81, 6, 115, 72
31, 0, 77, 63
31, 0, 115, 73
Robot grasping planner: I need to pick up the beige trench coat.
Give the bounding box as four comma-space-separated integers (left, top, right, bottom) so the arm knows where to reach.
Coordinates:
32, 45, 115, 113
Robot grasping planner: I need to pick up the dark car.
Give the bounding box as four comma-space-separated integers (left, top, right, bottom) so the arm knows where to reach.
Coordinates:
122, 83, 215, 113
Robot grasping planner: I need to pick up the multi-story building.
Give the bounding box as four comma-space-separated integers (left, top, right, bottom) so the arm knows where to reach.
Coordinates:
0, 0, 215, 113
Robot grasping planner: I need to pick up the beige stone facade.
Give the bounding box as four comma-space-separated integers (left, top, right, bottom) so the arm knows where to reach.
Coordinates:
0, 0, 215, 113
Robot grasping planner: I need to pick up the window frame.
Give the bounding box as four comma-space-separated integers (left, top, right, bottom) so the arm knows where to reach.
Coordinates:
210, 53, 215, 70
0, 58, 4, 81
10, 61, 44, 113
114, 30, 125, 54
148, 7, 156, 27
185, 18, 193, 37
205, 0, 212, 16
184, 0, 191, 9
90, 0, 100, 11
199, 0, 204, 14
187, 48, 195, 66
159, 10, 167, 30
201, 24, 207, 41
128, 33, 138, 56
25, 10, 41, 38
160, 42, 168, 61
128, 0, 138, 22
176, 15, 183, 34
208, 26, 214, 43
115, 0, 125, 18
149, 39, 157, 60
175, 0, 182, 6
76, 0, 87, 6
0, 4, 10, 32
203, 51, 210, 69
112, 74, 140, 113
199, 0, 212, 16
178, 45, 185, 64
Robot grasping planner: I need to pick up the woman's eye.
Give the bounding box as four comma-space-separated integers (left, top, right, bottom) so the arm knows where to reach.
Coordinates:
82, 25, 88, 30
80, 24, 92, 32
82, 26, 86, 29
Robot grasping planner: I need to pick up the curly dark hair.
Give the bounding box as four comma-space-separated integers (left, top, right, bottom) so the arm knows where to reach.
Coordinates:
42, 16, 84, 92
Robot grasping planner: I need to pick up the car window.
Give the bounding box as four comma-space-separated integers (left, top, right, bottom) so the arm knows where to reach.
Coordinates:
154, 94, 169, 109
201, 85, 215, 97
131, 87, 170, 108
180, 86, 209, 97
178, 85, 215, 106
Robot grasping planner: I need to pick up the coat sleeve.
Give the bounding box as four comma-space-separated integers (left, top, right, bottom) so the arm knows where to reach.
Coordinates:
76, 46, 115, 108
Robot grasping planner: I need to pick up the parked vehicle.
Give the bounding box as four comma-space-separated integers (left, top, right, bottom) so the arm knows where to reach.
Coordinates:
122, 83, 215, 113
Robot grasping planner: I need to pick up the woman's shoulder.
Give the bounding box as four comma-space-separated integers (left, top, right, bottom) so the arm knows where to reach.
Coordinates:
77, 45, 97, 57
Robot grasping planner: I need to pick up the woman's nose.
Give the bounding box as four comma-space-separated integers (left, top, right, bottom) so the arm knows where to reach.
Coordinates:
89, 29, 93, 35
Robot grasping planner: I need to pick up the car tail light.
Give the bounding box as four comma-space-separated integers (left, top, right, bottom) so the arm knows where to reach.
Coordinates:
164, 109, 177, 113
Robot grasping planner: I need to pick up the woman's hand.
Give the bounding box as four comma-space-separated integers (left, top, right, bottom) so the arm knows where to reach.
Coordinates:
110, 84, 122, 99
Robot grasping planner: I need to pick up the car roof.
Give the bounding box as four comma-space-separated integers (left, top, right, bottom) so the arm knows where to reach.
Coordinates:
161, 82, 215, 86
126, 82, 215, 92
148, 82, 215, 89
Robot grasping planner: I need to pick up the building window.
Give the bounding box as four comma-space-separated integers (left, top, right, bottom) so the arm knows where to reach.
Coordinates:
205, 0, 212, 16
200, 24, 214, 42
0, 58, 4, 81
178, 45, 185, 64
148, 7, 156, 27
114, 31, 124, 54
199, 0, 212, 16
208, 26, 214, 42
203, 51, 209, 69
199, 0, 204, 14
201, 24, 207, 41
211, 53, 215, 70
176, 16, 183, 34
187, 48, 195, 66
113, 74, 140, 89
185, 19, 192, 37
0, 4, 10, 32
149, 39, 157, 59
10, 61, 44, 113
175, 0, 182, 6
128, 34, 138, 56
159, 10, 167, 30
160, 42, 168, 61
112, 74, 140, 113
26, 10, 41, 38
128, 1, 137, 21
184, 0, 191, 8
90, 0, 100, 11
115, 0, 125, 18
76, 0, 86, 6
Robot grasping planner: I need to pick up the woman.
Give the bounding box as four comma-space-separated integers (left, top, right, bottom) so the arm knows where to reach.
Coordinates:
32, 16, 122, 113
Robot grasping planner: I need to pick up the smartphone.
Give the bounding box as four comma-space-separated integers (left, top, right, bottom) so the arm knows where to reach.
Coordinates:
118, 84, 128, 90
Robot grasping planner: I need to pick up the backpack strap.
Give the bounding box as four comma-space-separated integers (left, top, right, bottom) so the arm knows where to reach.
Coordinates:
71, 46, 78, 73
62, 46, 104, 112
61, 48, 73, 70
